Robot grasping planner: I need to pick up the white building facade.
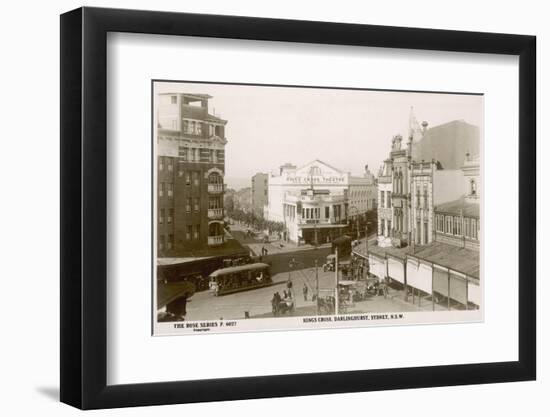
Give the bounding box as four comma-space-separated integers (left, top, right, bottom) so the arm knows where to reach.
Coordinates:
265, 160, 376, 244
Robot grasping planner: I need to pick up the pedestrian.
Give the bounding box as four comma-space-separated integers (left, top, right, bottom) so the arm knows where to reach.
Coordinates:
271, 293, 278, 316
303, 284, 308, 301
283, 290, 288, 299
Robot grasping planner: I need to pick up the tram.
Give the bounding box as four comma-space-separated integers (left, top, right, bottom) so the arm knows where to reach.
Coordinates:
209, 263, 272, 296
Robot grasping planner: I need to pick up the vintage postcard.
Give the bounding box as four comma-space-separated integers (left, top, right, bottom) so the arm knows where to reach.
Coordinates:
152, 81, 483, 336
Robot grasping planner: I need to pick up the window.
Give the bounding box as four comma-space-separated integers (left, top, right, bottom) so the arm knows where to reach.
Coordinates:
192, 172, 199, 186
158, 235, 165, 251
185, 172, 191, 185
183, 120, 189, 134
178, 146, 187, 160
325, 206, 330, 218
470, 179, 477, 196
194, 225, 200, 240
159, 209, 164, 224
209, 197, 221, 209
386, 192, 391, 208
195, 122, 202, 135
437, 214, 445, 232
167, 158, 173, 171
194, 198, 199, 212
159, 183, 164, 198
167, 183, 173, 198
424, 221, 429, 243
170, 95, 177, 104
423, 183, 428, 208
186, 225, 192, 240
167, 234, 174, 250
471, 218, 478, 240
167, 208, 173, 224
380, 191, 385, 208
186, 198, 191, 213
445, 216, 452, 234
159, 156, 164, 171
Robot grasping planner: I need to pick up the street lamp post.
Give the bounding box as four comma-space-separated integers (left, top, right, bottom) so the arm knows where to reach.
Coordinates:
309, 167, 318, 248
334, 247, 339, 315
315, 259, 319, 315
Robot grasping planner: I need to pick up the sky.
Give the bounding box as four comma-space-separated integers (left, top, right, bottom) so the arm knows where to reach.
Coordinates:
155, 81, 483, 190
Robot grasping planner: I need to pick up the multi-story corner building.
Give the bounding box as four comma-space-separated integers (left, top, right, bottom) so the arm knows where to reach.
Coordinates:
265, 160, 377, 244
251, 173, 269, 218
376, 116, 480, 250
369, 114, 481, 309
156, 92, 228, 256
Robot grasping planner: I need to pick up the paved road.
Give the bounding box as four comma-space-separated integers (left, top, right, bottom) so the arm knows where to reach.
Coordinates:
184, 246, 434, 320
184, 225, 438, 321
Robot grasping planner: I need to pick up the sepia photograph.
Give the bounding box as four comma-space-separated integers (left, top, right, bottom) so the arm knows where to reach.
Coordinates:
152, 81, 483, 335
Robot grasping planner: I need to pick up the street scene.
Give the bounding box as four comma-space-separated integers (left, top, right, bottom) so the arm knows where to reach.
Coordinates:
153, 82, 482, 333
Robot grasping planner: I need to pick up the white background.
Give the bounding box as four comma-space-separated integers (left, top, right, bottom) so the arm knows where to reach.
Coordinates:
0, 0, 546, 416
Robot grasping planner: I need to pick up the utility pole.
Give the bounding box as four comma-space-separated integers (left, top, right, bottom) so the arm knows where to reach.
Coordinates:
315, 259, 319, 315
365, 221, 369, 279
309, 168, 318, 248
334, 247, 339, 315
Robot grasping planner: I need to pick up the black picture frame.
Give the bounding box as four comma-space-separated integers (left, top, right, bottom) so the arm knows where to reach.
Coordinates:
60, 6, 536, 410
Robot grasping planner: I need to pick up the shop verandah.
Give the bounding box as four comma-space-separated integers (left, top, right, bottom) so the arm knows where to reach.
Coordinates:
366, 241, 480, 311
299, 223, 348, 245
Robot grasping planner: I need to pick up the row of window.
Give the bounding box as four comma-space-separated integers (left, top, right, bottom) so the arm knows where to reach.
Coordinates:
178, 146, 225, 164
186, 225, 201, 240
186, 198, 201, 213
158, 225, 202, 252
393, 169, 406, 195
158, 208, 174, 225
158, 234, 174, 251
182, 120, 223, 137
158, 175, 200, 198
158, 156, 174, 171
302, 207, 322, 220
414, 183, 429, 208
379, 191, 392, 208
158, 183, 173, 198
435, 214, 479, 240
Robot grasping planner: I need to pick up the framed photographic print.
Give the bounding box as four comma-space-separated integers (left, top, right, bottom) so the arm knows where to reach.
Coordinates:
60, 6, 536, 409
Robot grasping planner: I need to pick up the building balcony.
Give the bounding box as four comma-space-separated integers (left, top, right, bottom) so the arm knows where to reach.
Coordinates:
208, 235, 224, 246
208, 183, 224, 193
208, 208, 224, 219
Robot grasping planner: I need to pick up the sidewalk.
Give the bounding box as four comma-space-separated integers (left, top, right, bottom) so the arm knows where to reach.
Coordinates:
247, 240, 331, 256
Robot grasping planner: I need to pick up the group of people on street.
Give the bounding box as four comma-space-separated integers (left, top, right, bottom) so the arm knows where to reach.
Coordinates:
271, 289, 295, 316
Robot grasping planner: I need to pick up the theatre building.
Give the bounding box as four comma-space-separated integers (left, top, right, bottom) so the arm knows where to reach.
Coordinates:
265, 160, 376, 244
156, 92, 229, 256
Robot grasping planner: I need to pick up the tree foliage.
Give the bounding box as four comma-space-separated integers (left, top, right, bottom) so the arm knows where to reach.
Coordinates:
227, 208, 285, 234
